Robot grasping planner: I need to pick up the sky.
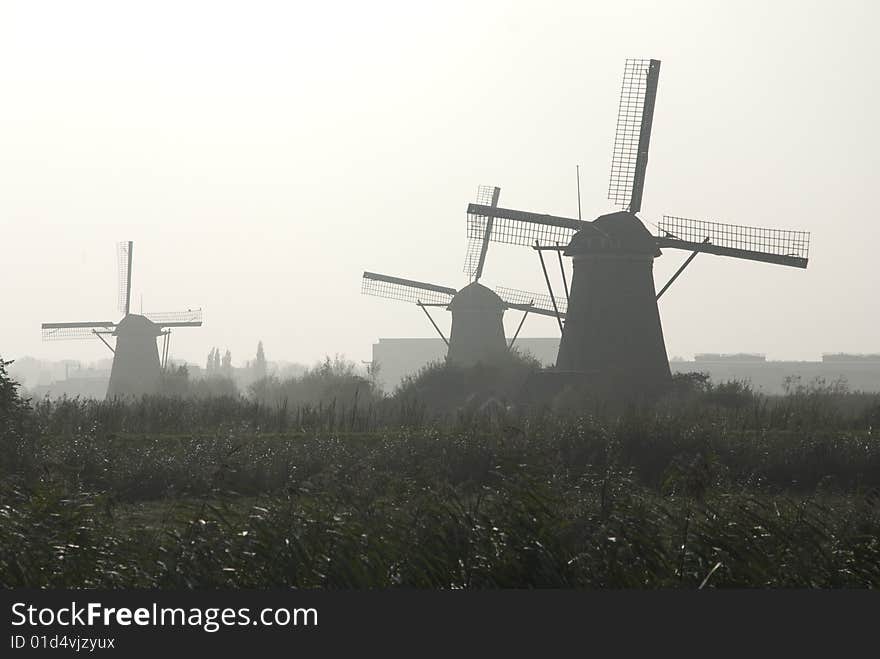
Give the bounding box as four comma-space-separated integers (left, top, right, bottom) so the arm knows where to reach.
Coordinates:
1, 0, 878, 369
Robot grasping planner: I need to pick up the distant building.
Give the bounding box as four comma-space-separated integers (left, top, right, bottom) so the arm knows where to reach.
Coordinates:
821, 353, 880, 362
30, 374, 110, 400
694, 353, 766, 362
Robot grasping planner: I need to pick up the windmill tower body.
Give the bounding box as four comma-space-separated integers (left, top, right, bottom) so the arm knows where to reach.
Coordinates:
446, 282, 507, 366
107, 314, 163, 398
556, 212, 670, 392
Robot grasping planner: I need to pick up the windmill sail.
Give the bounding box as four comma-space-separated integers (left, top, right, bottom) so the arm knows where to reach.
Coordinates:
608, 59, 661, 213
495, 286, 567, 318
41, 321, 117, 341
361, 272, 456, 306
117, 241, 133, 316
145, 309, 204, 327
463, 185, 501, 282
656, 216, 810, 268
466, 204, 585, 253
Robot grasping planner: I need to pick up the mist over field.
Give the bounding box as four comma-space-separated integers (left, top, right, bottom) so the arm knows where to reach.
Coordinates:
2, 0, 879, 371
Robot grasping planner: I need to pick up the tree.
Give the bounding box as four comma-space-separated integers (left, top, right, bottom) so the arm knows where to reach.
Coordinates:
0, 357, 33, 473
222, 349, 232, 377
0, 358, 27, 421
206, 347, 216, 374
161, 363, 190, 397
254, 341, 267, 380
366, 359, 382, 389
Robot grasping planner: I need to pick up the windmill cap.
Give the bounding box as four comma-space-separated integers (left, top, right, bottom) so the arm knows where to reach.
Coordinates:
565, 211, 661, 257
447, 282, 506, 312
114, 313, 161, 336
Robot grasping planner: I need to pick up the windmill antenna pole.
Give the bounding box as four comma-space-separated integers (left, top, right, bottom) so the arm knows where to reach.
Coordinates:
416, 300, 449, 347
507, 303, 533, 351
656, 237, 710, 300
474, 186, 501, 282
534, 241, 564, 334
92, 330, 115, 354
576, 165, 582, 220
125, 241, 133, 316
555, 242, 570, 302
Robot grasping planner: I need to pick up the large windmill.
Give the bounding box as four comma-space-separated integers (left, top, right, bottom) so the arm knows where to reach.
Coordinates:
465, 59, 810, 395
41, 241, 204, 399
361, 271, 566, 367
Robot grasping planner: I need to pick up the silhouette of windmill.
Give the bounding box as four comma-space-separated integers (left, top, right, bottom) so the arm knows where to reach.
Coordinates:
361, 272, 565, 366
41, 241, 204, 398
465, 59, 810, 395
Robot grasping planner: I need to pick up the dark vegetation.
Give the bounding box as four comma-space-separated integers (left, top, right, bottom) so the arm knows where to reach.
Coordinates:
2, 355, 880, 588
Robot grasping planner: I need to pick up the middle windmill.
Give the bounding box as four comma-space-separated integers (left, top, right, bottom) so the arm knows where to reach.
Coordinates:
362, 186, 566, 367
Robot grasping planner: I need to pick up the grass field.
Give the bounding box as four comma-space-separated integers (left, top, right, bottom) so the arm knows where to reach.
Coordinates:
2, 358, 880, 588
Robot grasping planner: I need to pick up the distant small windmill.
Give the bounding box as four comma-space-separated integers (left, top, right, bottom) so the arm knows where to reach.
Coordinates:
41, 241, 204, 398
361, 271, 566, 366
465, 59, 811, 394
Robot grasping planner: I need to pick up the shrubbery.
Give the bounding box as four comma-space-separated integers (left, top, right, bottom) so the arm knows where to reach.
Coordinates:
248, 354, 380, 410
393, 350, 541, 415
3, 356, 880, 588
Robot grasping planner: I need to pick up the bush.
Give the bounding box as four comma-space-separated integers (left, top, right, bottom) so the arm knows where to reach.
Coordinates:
392, 350, 541, 416
249, 355, 380, 410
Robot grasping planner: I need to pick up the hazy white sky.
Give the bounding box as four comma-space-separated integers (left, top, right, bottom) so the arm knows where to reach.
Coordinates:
2, 0, 878, 367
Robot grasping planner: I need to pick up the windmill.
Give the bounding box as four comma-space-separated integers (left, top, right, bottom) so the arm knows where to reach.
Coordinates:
41, 241, 204, 399
465, 59, 811, 395
361, 271, 566, 367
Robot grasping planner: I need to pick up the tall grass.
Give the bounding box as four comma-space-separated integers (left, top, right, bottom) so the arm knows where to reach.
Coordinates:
2, 359, 880, 588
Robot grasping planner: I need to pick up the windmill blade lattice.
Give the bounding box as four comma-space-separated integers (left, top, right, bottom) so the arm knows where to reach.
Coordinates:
656, 216, 810, 268
608, 59, 660, 213
361, 272, 456, 306
117, 241, 133, 315
41, 322, 116, 341
463, 185, 501, 281
145, 309, 204, 326
495, 286, 567, 317
466, 204, 584, 254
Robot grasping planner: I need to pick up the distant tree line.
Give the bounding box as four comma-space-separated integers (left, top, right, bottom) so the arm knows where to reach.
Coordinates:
206, 341, 269, 381
206, 347, 233, 377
